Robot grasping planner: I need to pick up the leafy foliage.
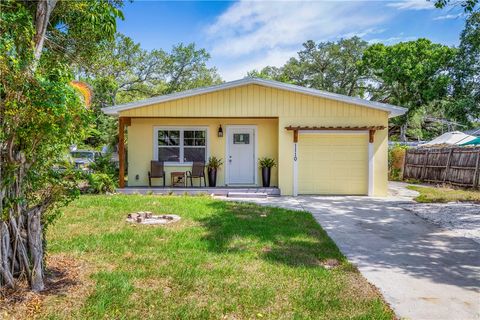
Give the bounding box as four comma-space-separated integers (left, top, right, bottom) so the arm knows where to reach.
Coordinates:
0, 0, 122, 291
249, 37, 370, 97
432, 0, 478, 12
0, 1, 90, 218
363, 39, 456, 140
248, 35, 477, 141
259, 157, 277, 168
80, 35, 222, 147
89, 153, 118, 178
82, 36, 222, 107
388, 145, 408, 181
85, 173, 116, 194
446, 12, 480, 124
206, 156, 223, 169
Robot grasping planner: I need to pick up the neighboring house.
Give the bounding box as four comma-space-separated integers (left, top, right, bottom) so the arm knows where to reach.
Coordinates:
102, 78, 406, 196
70, 149, 101, 172
420, 131, 477, 147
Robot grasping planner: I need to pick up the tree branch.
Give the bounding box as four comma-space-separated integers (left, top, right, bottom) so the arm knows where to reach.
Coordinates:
33, 0, 58, 70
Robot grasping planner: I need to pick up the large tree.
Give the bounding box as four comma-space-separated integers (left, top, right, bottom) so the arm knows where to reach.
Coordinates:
362, 39, 456, 141
0, 0, 122, 291
247, 66, 292, 83
294, 37, 370, 96
82, 37, 221, 108
248, 37, 370, 97
161, 43, 222, 94
80, 36, 222, 147
446, 12, 480, 124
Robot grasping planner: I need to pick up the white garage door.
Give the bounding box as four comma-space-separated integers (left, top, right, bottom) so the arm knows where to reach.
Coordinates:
298, 133, 368, 195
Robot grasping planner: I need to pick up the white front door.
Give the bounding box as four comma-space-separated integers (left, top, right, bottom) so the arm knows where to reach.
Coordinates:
226, 126, 256, 185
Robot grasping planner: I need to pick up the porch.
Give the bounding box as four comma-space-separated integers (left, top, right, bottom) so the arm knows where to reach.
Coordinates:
116, 186, 281, 197
118, 117, 279, 189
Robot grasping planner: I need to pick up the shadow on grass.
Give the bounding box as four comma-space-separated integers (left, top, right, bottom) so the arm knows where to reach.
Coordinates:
198, 200, 346, 268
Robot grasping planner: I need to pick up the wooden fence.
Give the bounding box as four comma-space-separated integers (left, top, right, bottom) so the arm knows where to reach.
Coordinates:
403, 147, 480, 188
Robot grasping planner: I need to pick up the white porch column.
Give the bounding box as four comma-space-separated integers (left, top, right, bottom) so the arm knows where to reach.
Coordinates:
368, 130, 375, 196
293, 130, 299, 196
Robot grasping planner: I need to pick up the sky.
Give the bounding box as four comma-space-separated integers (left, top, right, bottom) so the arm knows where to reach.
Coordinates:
117, 0, 468, 81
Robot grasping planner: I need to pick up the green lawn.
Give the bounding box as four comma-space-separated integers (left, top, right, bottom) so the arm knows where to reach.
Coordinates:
31, 195, 391, 319
407, 185, 480, 203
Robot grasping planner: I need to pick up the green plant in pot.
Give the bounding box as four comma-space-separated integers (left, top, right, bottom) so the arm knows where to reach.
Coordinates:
206, 156, 223, 187
259, 157, 276, 187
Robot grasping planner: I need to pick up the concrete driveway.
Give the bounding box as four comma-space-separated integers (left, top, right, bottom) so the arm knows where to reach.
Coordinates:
228, 184, 480, 319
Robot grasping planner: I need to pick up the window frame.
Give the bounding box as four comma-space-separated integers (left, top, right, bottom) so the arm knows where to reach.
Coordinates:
153, 126, 209, 166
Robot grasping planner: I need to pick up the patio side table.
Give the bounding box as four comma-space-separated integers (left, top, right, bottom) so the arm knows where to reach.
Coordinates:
171, 171, 186, 187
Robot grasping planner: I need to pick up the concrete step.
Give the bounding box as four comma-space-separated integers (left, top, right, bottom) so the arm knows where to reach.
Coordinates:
227, 192, 268, 198
116, 187, 280, 197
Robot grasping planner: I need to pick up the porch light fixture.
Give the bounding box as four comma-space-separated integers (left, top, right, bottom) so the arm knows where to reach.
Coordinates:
218, 125, 223, 137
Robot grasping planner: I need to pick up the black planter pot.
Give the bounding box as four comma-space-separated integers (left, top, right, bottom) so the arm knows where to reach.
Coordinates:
261, 167, 271, 187
208, 168, 217, 187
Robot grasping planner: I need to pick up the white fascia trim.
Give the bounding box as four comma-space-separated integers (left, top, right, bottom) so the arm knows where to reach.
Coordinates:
102, 78, 407, 118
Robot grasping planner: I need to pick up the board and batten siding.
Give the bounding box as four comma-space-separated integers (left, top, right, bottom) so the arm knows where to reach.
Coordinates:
120, 84, 385, 123
120, 84, 389, 196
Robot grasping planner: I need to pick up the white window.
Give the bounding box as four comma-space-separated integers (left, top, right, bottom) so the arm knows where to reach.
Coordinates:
153, 127, 208, 165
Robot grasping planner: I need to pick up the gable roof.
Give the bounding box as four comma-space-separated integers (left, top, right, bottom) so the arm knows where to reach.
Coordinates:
102, 77, 407, 118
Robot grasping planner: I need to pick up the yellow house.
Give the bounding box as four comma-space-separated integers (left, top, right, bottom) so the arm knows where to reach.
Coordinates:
102, 78, 406, 196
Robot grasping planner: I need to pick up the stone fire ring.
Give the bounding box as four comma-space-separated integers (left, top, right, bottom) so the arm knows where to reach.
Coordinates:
126, 212, 181, 225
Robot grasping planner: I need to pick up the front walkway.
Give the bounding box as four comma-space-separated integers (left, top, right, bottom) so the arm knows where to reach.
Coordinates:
224, 184, 480, 320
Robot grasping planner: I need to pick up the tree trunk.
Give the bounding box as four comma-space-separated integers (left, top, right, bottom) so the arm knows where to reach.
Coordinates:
28, 208, 44, 292
0, 150, 45, 290
0, 222, 14, 288
400, 122, 408, 142
33, 0, 58, 69
0, 192, 46, 290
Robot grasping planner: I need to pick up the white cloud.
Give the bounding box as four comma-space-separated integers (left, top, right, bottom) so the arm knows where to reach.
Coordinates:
387, 0, 435, 10
433, 13, 464, 20
217, 49, 298, 81
205, 0, 392, 79
340, 28, 387, 39
368, 35, 417, 44
206, 1, 389, 57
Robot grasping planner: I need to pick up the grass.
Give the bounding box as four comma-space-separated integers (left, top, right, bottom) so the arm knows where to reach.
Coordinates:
407, 185, 480, 203
31, 195, 391, 319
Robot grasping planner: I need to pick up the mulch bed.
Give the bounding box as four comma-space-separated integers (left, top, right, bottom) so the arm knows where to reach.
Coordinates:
0, 254, 83, 319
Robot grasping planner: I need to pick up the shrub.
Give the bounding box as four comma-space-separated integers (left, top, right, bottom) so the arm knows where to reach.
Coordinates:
86, 173, 116, 194
388, 144, 408, 181
90, 152, 118, 177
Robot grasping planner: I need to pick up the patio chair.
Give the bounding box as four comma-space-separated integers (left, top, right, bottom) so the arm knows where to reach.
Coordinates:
186, 162, 206, 187
148, 161, 165, 187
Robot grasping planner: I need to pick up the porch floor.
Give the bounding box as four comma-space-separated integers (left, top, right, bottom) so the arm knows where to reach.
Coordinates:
116, 186, 281, 197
